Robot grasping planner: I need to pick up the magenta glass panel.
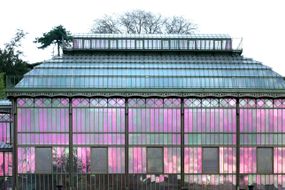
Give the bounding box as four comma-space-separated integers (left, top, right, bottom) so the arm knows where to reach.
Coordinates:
128, 108, 180, 132
75, 147, 90, 173
0, 152, 12, 176
17, 98, 33, 107
164, 148, 181, 173
220, 147, 236, 173
129, 147, 146, 173
274, 99, 285, 108
129, 134, 180, 145
0, 152, 3, 176
72, 98, 89, 107
184, 108, 236, 132
18, 147, 35, 173
73, 134, 125, 145
0, 122, 10, 143
18, 108, 69, 132
18, 134, 69, 145
240, 99, 285, 134
73, 108, 125, 132
5, 152, 12, 176
52, 147, 68, 173
184, 147, 202, 173
240, 147, 256, 173
108, 147, 125, 173
274, 148, 285, 173
35, 98, 51, 107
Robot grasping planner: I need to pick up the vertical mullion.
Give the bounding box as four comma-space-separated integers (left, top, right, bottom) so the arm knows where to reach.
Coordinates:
180, 98, 185, 189
12, 98, 18, 189
236, 98, 240, 190
125, 98, 129, 189
69, 98, 74, 189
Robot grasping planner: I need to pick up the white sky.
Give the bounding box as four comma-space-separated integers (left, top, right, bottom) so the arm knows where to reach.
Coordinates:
1, 0, 285, 76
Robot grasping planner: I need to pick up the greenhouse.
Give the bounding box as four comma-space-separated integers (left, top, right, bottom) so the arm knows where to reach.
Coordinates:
5, 34, 285, 190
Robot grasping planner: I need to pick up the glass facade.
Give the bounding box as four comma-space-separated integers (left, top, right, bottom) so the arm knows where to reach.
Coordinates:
0, 105, 12, 189
13, 97, 285, 189
8, 34, 285, 190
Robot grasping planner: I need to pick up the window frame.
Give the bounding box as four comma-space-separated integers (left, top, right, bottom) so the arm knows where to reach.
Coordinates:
256, 147, 273, 174
35, 146, 52, 174
146, 146, 164, 174
202, 147, 219, 174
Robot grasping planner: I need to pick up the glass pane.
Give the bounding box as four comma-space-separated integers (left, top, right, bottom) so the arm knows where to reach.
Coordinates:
91, 148, 108, 173
147, 148, 163, 173
202, 148, 219, 173
36, 148, 52, 173
257, 148, 273, 173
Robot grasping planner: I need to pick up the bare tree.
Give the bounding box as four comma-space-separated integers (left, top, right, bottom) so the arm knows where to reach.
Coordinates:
91, 16, 121, 34
164, 16, 197, 34
91, 10, 197, 34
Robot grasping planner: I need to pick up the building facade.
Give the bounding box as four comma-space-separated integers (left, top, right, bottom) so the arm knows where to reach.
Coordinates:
6, 34, 285, 190
0, 100, 13, 189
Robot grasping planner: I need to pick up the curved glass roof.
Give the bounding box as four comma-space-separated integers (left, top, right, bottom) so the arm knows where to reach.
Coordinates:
16, 54, 285, 90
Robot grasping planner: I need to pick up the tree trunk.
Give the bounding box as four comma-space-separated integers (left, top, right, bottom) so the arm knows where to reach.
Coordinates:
57, 43, 60, 56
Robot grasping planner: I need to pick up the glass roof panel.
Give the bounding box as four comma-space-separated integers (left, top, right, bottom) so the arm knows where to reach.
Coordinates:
15, 54, 285, 90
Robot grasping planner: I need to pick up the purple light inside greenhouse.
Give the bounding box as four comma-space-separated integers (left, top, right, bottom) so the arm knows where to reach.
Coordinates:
8, 98, 285, 188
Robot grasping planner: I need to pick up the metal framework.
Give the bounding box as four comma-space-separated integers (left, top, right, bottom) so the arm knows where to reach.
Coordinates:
5, 97, 284, 190
4, 34, 285, 190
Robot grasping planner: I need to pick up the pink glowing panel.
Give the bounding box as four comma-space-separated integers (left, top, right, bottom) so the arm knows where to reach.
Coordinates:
73, 134, 125, 145
129, 134, 180, 145
73, 108, 125, 132
184, 109, 193, 132
18, 147, 35, 173
18, 134, 69, 145
18, 108, 69, 132
128, 108, 180, 132
274, 148, 285, 173
282, 110, 285, 132
17, 98, 33, 107
240, 147, 256, 173
184, 147, 202, 173
129, 147, 146, 173
108, 147, 125, 173
0, 123, 10, 143
76, 147, 90, 173
5, 152, 12, 176
0, 152, 3, 176
184, 109, 236, 132
164, 148, 181, 173
220, 147, 236, 173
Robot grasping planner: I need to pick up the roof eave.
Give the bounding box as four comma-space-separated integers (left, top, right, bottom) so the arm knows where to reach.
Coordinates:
6, 88, 285, 98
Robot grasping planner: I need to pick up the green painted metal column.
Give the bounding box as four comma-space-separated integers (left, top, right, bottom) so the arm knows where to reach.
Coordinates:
236, 98, 240, 190
12, 98, 18, 190
180, 98, 185, 189
125, 98, 129, 190
69, 98, 74, 189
